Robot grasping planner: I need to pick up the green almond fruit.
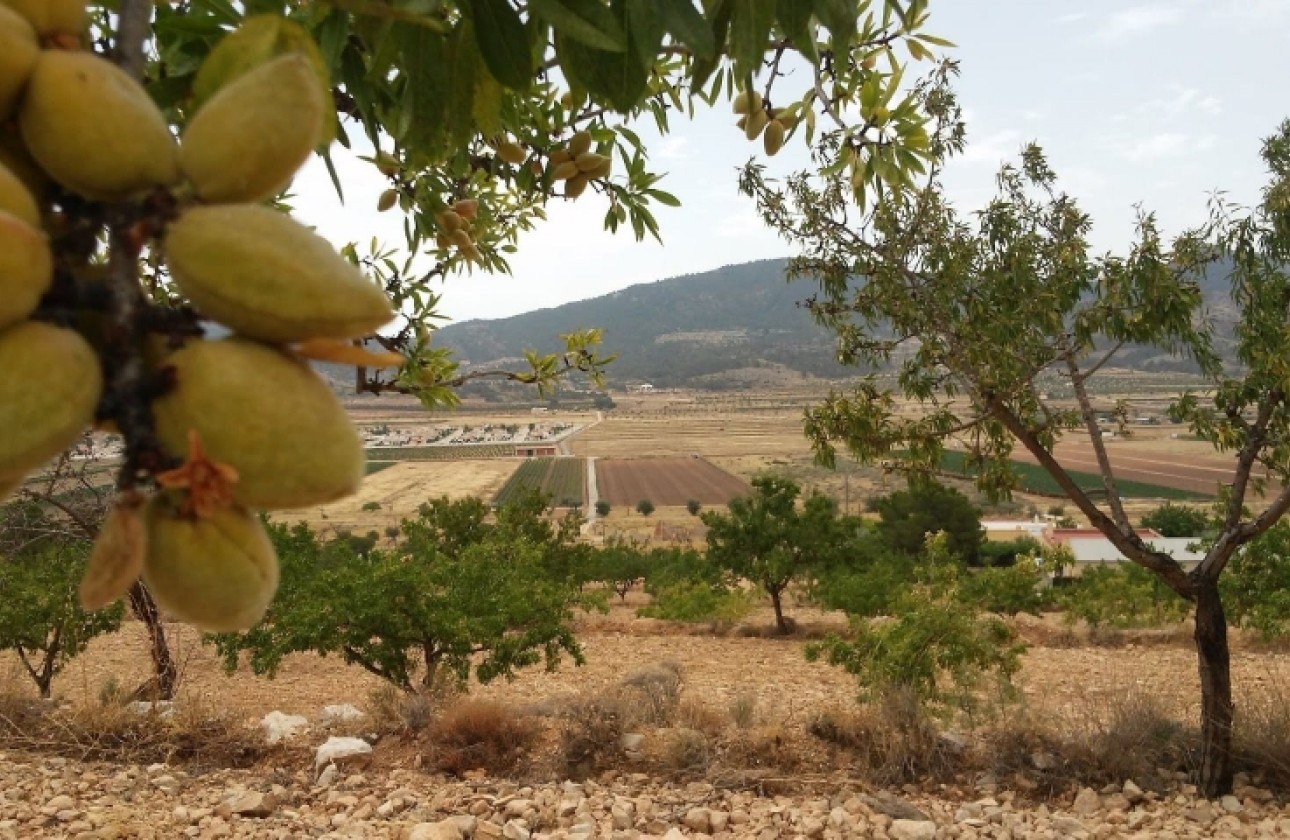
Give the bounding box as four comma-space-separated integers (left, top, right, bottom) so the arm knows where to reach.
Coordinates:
142, 494, 278, 633
0, 0, 84, 37
19, 50, 179, 201
164, 204, 395, 343
180, 53, 326, 204
0, 159, 41, 227
0, 209, 52, 329
152, 338, 365, 510
0, 4, 37, 123
0, 321, 102, 477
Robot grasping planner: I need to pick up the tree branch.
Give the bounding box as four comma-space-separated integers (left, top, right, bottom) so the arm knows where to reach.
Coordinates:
988, 396, 1193, 598
114, 0, 152, 80
1063, 349, 1131, 532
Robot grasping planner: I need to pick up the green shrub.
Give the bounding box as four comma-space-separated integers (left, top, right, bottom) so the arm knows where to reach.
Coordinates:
1222, 522, 1290, 640
1058, 563, 1191, 629
637, 580, 756, 625
957, 557, 1048, 615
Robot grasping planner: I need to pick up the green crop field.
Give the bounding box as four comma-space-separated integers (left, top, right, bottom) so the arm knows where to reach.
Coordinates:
363, 443, 515, 461
493, 457, 585, 508
938, 451, 1209, 501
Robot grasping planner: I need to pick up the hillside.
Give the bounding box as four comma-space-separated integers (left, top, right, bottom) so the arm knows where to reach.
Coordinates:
436, 259, 850, 388
433, 257, 1244, 391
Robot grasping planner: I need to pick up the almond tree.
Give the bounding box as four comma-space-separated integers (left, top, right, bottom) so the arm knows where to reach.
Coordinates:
739, 112, 1290, 795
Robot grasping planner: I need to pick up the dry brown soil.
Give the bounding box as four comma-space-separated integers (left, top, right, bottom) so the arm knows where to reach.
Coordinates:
595, 459, 750, 508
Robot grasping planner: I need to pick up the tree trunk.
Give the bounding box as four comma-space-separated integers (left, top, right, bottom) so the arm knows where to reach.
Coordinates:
1193, 577, 1234, 798
769, 586, 789, 635
127, 582, 177, 700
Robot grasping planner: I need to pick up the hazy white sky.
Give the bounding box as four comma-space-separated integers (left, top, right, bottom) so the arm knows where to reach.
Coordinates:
291, 0, 1290, 325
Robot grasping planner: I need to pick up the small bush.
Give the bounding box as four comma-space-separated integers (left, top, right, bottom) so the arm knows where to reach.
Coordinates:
808, 689, 962, 783
619, 662, 683, 726
361, 501, 382, 511
659, 727, 710, 772
428, 700, 537, 777
637, 581, 755, 627
635, 499, 655, 517
594, 500, 611, 517
1059, 563, 1191, 629
559, 694, 630, 779
729, 690, 758, 730
677, 700, 727, 737
957, 557, 1048, 615
686, 499, 701, 516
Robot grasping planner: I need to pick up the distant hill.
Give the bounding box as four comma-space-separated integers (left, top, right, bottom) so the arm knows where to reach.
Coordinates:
432, 257, 1248, 391
436, 259, 852, 388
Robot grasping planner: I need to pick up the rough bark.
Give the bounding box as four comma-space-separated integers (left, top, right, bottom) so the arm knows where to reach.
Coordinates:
127, 583, 177, 701
769, 586, 790, 635
1193, 577, 1234, 797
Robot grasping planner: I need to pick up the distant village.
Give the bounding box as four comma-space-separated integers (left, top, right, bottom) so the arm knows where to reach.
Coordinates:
360, 421, 579, 448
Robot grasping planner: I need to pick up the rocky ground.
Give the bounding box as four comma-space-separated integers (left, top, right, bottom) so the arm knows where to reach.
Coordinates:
4, 605, 1290, 839
4, 746, 1290, 840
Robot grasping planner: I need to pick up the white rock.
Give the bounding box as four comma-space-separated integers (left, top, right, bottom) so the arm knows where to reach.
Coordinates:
889, 819, 936, 840
127, 701, 175, 719
620, 733, 644, 751
321, 704, 366, 724
261, 711, 309, 745
1220, 795, 1243, 813
314, 737, 372, 772
502, 820, 530, 840
1072, 787, 1101, 817
682, 808, 711, 833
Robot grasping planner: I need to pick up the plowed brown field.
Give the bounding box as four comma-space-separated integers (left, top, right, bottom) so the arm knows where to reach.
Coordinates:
596, 457, 749, 506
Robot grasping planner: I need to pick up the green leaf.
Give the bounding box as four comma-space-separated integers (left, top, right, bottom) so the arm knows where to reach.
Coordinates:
658, 0, 715, 60
776, 0, 817, 63
729, 0, 776, 81
626, 0, 666, 66
645, 188, 681, 207
813, 0, 856, 53
468, 0, 534, 90
529, 0, 626, 51
690, 0, 732, 87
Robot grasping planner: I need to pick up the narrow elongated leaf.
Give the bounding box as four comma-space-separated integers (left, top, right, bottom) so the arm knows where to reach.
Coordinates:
530, 0, 626, 51
729, 0, 776, 80
626, 0, 666, 69
658, 0, 715, 60
776, 0, 817, 63
690, 0, 732, 87
468, 0, 534, 90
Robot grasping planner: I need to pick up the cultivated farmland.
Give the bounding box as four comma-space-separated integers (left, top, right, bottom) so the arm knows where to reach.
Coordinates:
276, 459, 520, 534
595, 457, 750, 506
493, 457, 586, 507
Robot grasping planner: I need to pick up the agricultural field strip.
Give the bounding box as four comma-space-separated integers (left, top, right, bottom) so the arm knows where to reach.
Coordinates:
1014, 449, 1277, 491
493, 458, 586, 506
594, 458, 749, 506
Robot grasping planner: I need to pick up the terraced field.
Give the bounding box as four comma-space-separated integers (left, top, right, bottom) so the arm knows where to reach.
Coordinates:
568, 412, 811, 459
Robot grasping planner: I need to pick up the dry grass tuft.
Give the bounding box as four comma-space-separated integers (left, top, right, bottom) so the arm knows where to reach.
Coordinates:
0, 691, 265, 770
427, 699, 537, 777
808, 689, 964, 784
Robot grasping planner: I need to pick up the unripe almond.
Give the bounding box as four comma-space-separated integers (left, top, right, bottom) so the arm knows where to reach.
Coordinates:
152, 338, 365, 510
435, 232, 451, 249
496, 141, 527, 164
744, 108, 770, 141
180, 53, 325, 204
377, 188, 398, 212
763, 119, 786, 156
565, 173, 590, 199
164, 204, 395, 344
436, 209, 466, 232
568, 131, 593, 157
451, 198, 478, 219
575, 151, 605, 173
141, 494, 279, 633
585, 156, 612, 179
79, 500, 147, 611
0, 5, 37, 122
0, 0, 83, 37
0, 321, 101, 478
461, 242, 484, 264
20, 51, 179, 201
732, 89, 761, 115
449, 228, 473, 251
551, 161, 580, 181
0, 210, 51, 330
548, 149, 572, 166
0, 161, 40, 228
0, 126, 47, 200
